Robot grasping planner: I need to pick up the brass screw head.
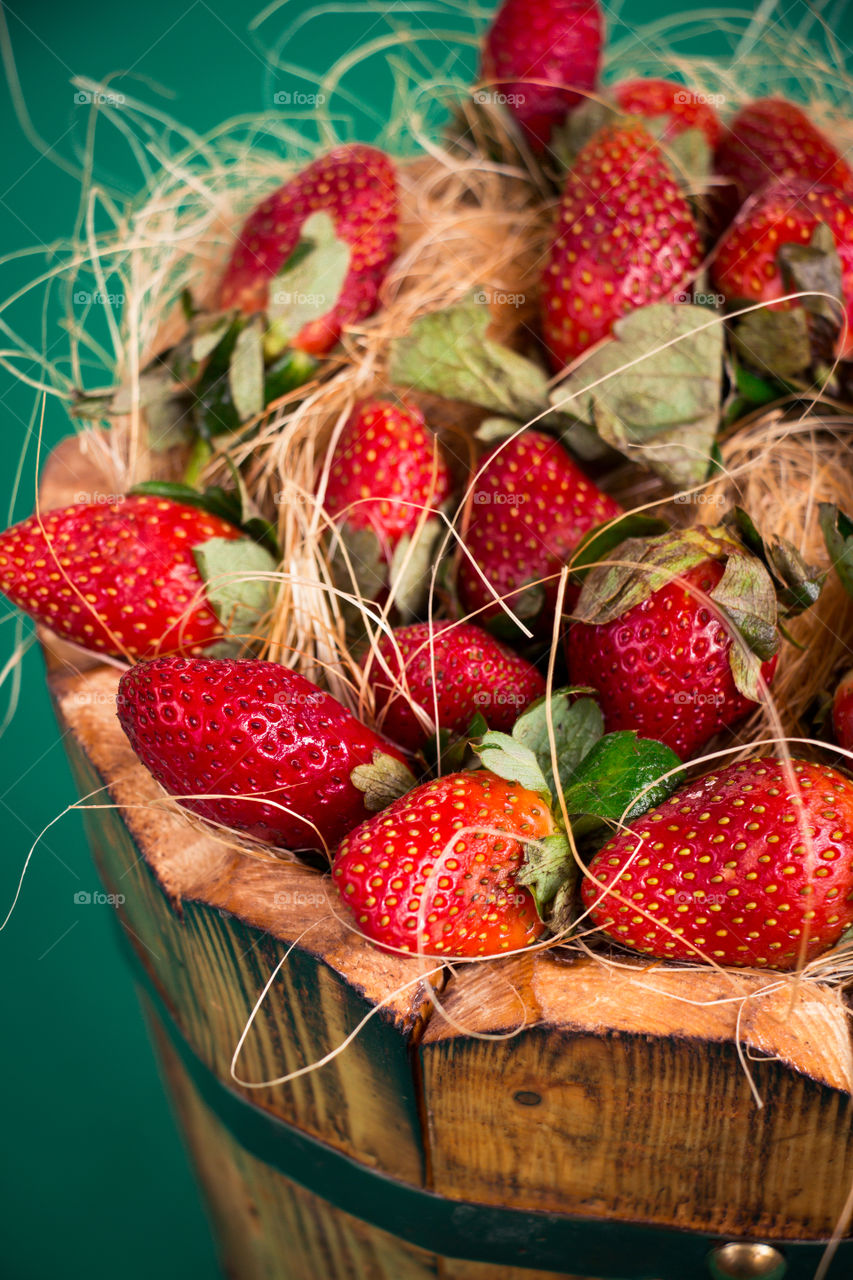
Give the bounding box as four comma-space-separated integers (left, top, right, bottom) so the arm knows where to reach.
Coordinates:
707, 1242, 787, 1280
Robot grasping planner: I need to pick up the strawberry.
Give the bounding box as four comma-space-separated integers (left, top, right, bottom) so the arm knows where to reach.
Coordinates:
116, 656, 415, 853
582, 757, 853, 969
363, 620, 546, 752
480, 0, 603, 152
611, 78, 722, 148
0, 495, 253, 660
711, 180, 853, 358
566, 517, 826, 760
457, 429, 621, 634
715, 98, 853, 205
323, 398, 451, 556
542, 121, 702, 369
332, 770, 550, 955
833, 669, 853, 751
218, 144, 397, 355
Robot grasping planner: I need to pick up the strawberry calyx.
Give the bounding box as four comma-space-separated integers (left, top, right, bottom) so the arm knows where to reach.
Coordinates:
820, 502, 853, 599
551, 99, 712, 192
350, 749, 418, 810
726, 217, 846, 382
471, 687, 681, 928
572, 512, 823, 702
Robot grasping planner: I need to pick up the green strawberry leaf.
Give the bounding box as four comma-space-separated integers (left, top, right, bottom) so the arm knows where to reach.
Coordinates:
388, 293, 550, 420
351, 751, 417, 812
191, 312, 237, 363
569, 513, 670, 583
573, 525, 735, 626
560, 731, 681, 834
820, 503, 853, 598
473, 731, 552, 800
723, 507, 824, 617
709, 552, 779, 662
475, 416, 525, 443
551, 303, 724, 488
511, 688, 603, 799
661, 126, 712, 188
193, 536, 278, 640
265, 211, 351, 356
388, 517, 446, 620
228, 316, 265, 422
730, 306, 813, 379
778, 221, 844, 326
517, 831, 574, 925
549, 98, 620, 171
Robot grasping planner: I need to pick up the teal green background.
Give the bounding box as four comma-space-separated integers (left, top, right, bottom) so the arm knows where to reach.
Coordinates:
1, 3, 851, 1278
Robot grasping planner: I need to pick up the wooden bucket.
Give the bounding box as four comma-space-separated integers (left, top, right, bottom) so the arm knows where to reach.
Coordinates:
41, 438, 853, 1280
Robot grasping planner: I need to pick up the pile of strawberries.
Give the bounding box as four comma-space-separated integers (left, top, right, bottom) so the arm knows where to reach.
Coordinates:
5, 0, 853, 972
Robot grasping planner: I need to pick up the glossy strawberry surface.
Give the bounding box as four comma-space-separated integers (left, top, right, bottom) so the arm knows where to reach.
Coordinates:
0, 496, 244, 659
583, 757, 853, 969
333, 770, 550, 956
612, 77, 722, 146
323, 399, 451, 553
542, 121, 702, 369
218, 144, 397, 354
715, 98, 853, 202
568, 558, 778, 760
117, 657, 411, 853
364, 620, 545, 751
457, 429, 621, 632
481, 0, 603, 151
711, 179, 853, 356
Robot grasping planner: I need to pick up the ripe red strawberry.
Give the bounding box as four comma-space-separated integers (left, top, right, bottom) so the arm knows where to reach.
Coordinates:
333, 770, 551, 955
323, 398, 452, 555
0, 496, 247, 660
582, 757, 853, 969
480, 0, 603, 152
542, 121, 702, 369
715, 98, 853, 204
457, 429, 621, 633
117, 657, 414, 853
363, 620, 545, 751
833, 669, 853, 751
567, 533, 783, 760
611, 78, 722, 147
218, 144, 397, 355
711, 180, 853, 357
